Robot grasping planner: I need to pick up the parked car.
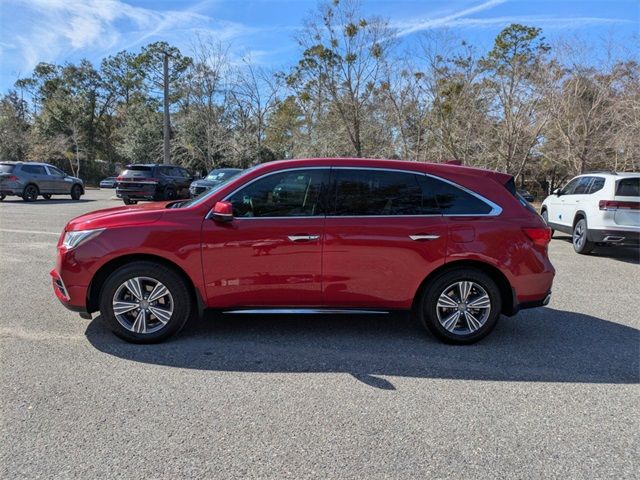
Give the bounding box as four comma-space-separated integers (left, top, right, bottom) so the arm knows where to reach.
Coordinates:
540, 172, 640, 254
517, 189, 535, 202
189, 168, 242, 197
0, 161, 84, 202
99, 177, 117, 189
51, 158, 554, 345
115, 164, 193, 205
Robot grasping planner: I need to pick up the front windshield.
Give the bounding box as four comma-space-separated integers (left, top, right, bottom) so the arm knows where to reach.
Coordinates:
179, 166, 256, 208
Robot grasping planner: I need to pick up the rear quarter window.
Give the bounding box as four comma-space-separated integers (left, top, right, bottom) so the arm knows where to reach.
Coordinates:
616, 178, 640, 197
0, 164, 16, 173
420, 176, 493, 215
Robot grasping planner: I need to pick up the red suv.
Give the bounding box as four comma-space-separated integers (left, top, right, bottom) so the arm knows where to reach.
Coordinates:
51, 158, 554, 344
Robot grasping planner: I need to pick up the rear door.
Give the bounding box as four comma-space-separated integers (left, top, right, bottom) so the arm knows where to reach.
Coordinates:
322, 168, 449, 309
21, 164, 51, 192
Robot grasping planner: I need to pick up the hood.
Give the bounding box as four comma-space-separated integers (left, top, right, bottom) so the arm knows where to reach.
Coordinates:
65, 201, 169, 231
68, 175, 83, 184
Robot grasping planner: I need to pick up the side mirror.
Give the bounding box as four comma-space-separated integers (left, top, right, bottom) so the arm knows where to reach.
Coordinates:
553, 188, 561, 196
209, 201, 233, 222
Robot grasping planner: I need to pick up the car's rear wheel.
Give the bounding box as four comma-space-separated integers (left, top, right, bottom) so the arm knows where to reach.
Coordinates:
42, 193, 52, 200
122, 197, 137, 205
99, 261, 192, 343
70, 184, 82, 200
164, 186, 177, 200
419, 268, 502, 344
541, 209, 554, 236
572, 218, 594, 254
22, 184, 38, 202
0, 194, 5, 201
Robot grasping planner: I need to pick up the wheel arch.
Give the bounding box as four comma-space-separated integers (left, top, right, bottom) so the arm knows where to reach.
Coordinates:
412, 260, 516, 316
573, 210, 587, 227
86, 253, 203, 315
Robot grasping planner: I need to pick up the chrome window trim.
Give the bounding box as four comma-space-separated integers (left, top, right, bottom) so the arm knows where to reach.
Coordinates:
209, 165, 502, 220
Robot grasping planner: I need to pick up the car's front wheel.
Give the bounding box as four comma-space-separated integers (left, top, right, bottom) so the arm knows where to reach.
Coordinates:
122, 197, 137, 205
0, 194, 5, 201
70, 184, 82, 200
99, 261, 192, 343
42, 193, 52, 200
572, 218, 594, 254
419, 268, 502, 344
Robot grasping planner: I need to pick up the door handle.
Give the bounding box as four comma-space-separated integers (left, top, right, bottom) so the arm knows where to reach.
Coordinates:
288, 234, 320, 242
409, 234, 440, 241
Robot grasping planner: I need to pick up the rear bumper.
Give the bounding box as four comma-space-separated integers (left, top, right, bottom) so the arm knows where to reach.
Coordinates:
588, 229, 640, 245
506, 289, 552, 316
116, 185, 158, 200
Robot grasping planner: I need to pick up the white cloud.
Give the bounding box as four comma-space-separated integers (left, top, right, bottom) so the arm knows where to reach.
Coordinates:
393, 0, 630, 36
2, 0, 251, 71
395, 0, 507, 37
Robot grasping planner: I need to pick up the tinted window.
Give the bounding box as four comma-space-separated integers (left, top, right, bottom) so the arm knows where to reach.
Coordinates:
573, 177, 592, 194
121, 166, 152, 177
21, 164, 47, 175
227, 169, 326, 217
420, 176, 493, 215
616, 177, 640, 197
560, 178, 580, 195
332, 169, 427, 216
588, 177, 605, 194
0, 164, 15, 173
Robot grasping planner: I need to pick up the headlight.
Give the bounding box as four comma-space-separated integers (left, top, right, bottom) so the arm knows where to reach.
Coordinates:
62, 228, 105, 250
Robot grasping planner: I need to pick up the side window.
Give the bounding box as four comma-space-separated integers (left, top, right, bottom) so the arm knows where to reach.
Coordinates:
588, 177, 605, 194
47, 166, 64, 176
573, 177, 593, 194
227, 169, 327, 217
332, 169, 425, 216
420, 176, 493, 215
159, 167, 173, 177
22, 165, 47, 175
560, 178, 580, 195
179, 168, 191, 178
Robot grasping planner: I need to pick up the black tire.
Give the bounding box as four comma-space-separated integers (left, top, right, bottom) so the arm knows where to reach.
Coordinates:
541, 209, 554, 237
123, 197, 137, 205
70, 184, 82, 200
99, 261, 192, 343
419, 268, 502, 345
572, 218, 594, 254
0, 194, 5, 201
164, 186, 177, 201
22, 184, 39, 202
42, 193, 52, 200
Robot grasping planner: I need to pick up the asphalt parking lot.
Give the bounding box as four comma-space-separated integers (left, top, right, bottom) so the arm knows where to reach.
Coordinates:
1, 189, 638, 479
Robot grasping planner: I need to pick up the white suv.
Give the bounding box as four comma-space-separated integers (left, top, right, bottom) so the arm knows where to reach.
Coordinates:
540, 172, 639, 254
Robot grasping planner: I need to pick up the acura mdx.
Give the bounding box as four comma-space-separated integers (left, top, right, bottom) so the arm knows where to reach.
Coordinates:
52, 158, 554, 344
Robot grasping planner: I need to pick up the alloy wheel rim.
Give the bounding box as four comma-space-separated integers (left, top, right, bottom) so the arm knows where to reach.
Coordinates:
112, 276, 174, 334
435, 281, 491, 335
573, 222, 585, 248
26, 186, 37, 200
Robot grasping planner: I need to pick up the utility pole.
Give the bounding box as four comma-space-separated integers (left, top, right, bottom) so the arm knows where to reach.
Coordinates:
163, 51, 170, 164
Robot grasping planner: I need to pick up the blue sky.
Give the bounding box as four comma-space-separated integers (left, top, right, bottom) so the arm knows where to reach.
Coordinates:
0, 0, 638, 92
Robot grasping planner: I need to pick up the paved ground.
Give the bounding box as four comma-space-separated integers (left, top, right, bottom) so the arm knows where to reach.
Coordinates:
1, 190, 638, 479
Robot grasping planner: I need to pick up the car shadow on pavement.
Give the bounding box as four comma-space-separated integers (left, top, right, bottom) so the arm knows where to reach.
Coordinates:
85, 307, 639, 389
553, 235, 639, 264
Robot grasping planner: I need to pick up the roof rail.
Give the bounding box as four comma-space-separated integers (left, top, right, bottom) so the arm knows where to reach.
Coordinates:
583, 170, 617, 175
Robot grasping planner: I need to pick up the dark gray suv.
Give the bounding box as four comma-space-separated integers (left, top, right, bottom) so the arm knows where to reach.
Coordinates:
0, 162, 84, 202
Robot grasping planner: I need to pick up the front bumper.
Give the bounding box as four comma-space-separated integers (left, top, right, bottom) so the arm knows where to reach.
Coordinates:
588, 229, 640, 246
190, 185, 210, 197
50, 268, 90, 316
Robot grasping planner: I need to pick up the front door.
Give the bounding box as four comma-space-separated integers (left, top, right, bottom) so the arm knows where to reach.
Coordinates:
201, 168, 329, 308
322, 168, 449, 309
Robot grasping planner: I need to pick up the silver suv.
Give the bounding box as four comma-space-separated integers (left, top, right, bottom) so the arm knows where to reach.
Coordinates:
0, 162, 84, 202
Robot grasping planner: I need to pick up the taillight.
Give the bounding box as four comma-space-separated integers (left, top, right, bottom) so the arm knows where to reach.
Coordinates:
523, 227, 552, 247
599, 200, 640, 211
3, 175, 18, 181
